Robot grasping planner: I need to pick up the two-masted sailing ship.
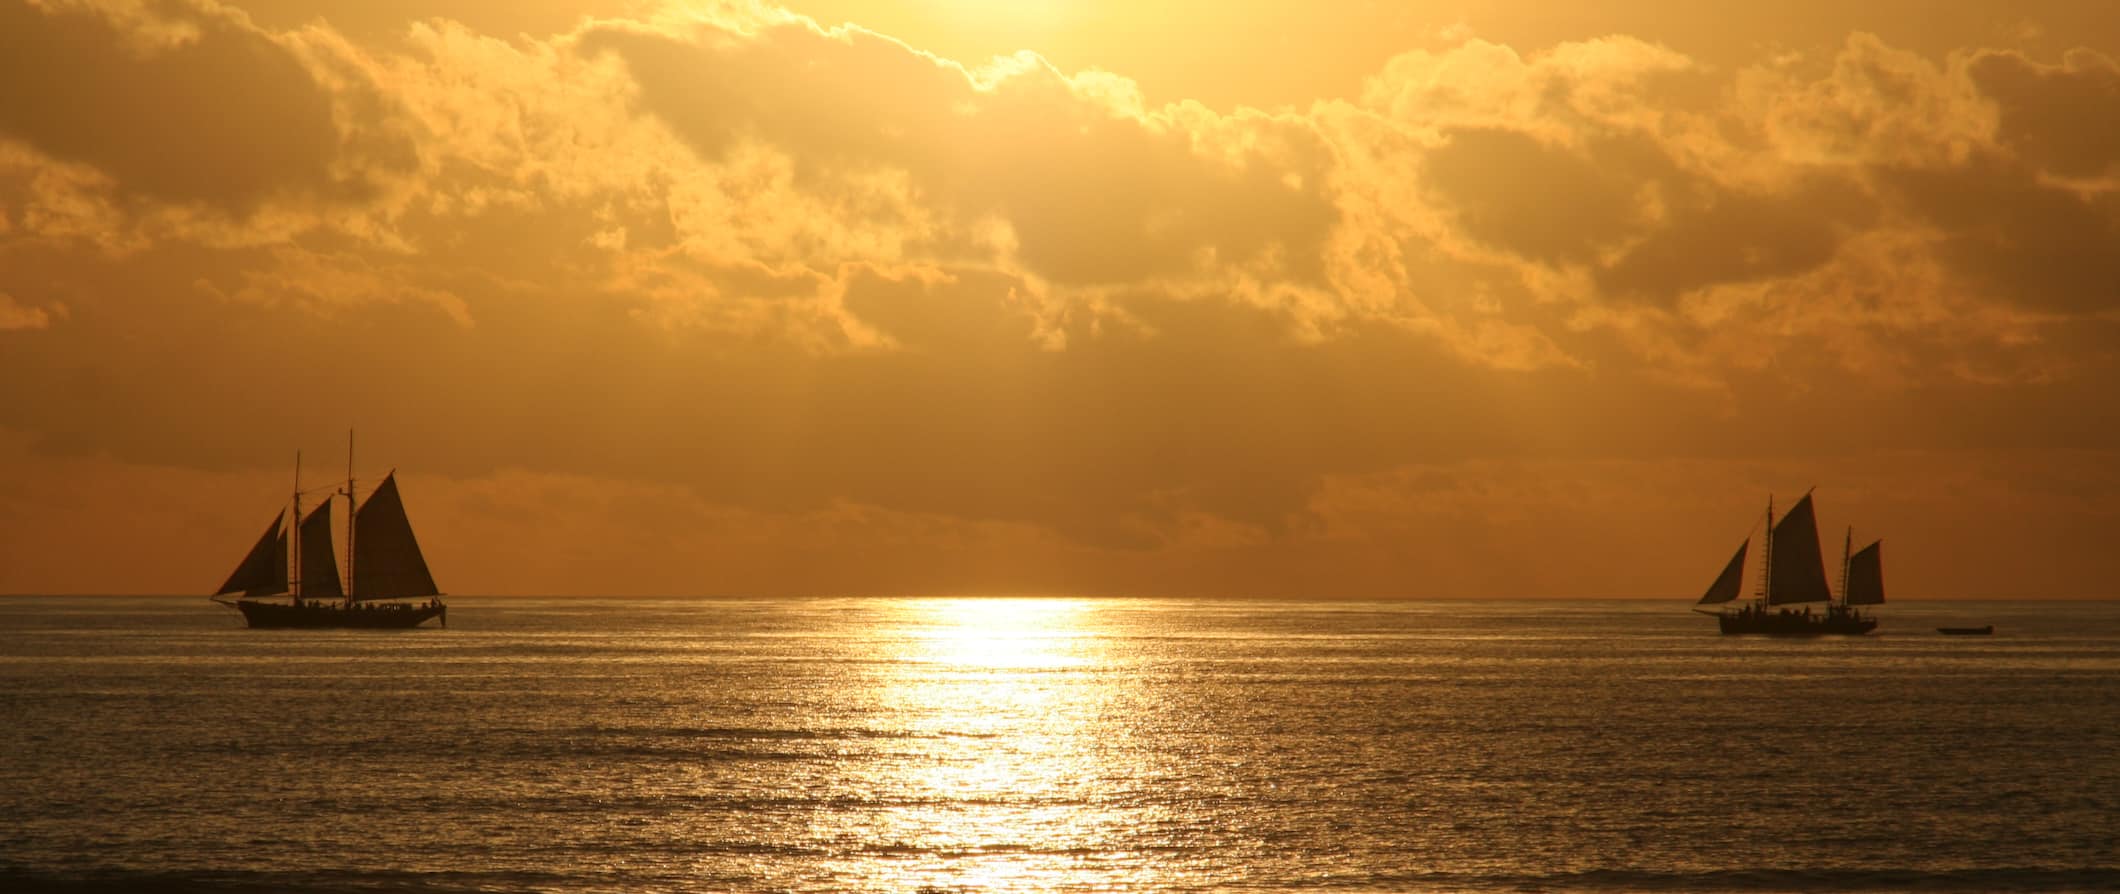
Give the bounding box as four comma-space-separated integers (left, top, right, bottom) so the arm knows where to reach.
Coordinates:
210, 437, 445, 629
1692, 490, 1882, 635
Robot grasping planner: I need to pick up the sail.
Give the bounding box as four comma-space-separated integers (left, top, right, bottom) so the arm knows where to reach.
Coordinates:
1766, 494, 1833, 604
352, 473, 439, 599
299, 501, 343, 599
216, 513, 287, 596
1697, 540, 1749, 604
1844, 540, 1884, 605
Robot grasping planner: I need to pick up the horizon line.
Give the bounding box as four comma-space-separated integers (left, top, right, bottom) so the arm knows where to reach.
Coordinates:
5, 592, 2114, 602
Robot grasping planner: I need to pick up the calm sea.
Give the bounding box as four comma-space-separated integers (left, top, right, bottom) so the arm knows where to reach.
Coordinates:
1, 597, 2115, 893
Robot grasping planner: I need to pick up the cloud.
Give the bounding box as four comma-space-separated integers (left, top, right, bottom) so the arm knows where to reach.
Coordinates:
1972, 48, 2120, 178
1420, 128, 1644, 266
1881, 153, 2120, 313
577, 18, 1341, 289
1342, 28, 2120, 392
0, 290, 53, 329
0, 0, 408, 213
192, 245, 475, 326
1596, 175, 1874, 304
1750, 33, 1994, 170
1360, 34, 1699, 141
5, 3, 2120, 596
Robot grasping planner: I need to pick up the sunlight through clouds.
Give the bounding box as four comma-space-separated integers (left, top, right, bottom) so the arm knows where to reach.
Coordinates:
3, 0, 2119, 597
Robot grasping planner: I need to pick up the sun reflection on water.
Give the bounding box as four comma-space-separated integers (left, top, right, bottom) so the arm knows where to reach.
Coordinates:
902, 597, 1096, 670
830, 598, 1154, 890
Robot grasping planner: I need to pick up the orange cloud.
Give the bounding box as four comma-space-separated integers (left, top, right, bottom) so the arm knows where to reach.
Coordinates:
0, 290, 54, 329
4, 1, 2120, 597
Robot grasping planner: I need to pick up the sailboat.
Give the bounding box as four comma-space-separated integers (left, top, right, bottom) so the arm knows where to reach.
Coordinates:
1691, 490, 1881, 635
209, 433, 446, 629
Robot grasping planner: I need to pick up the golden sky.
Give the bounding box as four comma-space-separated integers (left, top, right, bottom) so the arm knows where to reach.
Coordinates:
3, 0, 2118, 598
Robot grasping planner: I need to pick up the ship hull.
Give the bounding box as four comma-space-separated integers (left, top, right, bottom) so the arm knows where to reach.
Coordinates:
233, 600, 445, 629
1716, 608, 1875, 636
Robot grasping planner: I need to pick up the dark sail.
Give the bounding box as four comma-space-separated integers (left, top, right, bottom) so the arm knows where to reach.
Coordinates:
216, 513, 286, 596
1697, 540, 1749, 604
1766, 494, 1832, 604
299, 501, 343, 599
1844, 540, 1884, 605
352, 473, 439, 599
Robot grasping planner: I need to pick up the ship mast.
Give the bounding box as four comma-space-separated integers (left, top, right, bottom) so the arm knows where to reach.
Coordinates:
1839, 526, 1853, 609
1758, 495, 1774, 606
344, 429, 356, 609
291, 450, 302, 602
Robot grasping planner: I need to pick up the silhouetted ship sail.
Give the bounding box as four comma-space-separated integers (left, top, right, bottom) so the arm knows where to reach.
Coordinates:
1844, 539, 1884, 606
210, 435, 445, 629
1693, 491, 1880, 635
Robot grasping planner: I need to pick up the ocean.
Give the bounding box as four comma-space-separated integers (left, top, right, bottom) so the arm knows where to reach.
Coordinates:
1, 597, 2115, 892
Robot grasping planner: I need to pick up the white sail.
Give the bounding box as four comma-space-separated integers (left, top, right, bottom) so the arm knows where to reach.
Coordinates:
216, 513, 287, 596
1698, 540, 1749, 604
1844, 540, 1884, 605
299, 501, 343, 599
1766, 494, 1832, 605
352, 473, 439, 599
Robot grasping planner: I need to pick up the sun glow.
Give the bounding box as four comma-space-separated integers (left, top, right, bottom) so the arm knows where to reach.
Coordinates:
926, 0, 1071, 36
826, 597, 1155, 888
903, 597, 1096, 671
788, 0, 1078, 68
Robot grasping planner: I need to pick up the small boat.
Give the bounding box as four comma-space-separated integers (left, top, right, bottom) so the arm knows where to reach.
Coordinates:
1937, 625, 1994, 635
1690, 490, 1882, 636
210, 432, 446, 629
